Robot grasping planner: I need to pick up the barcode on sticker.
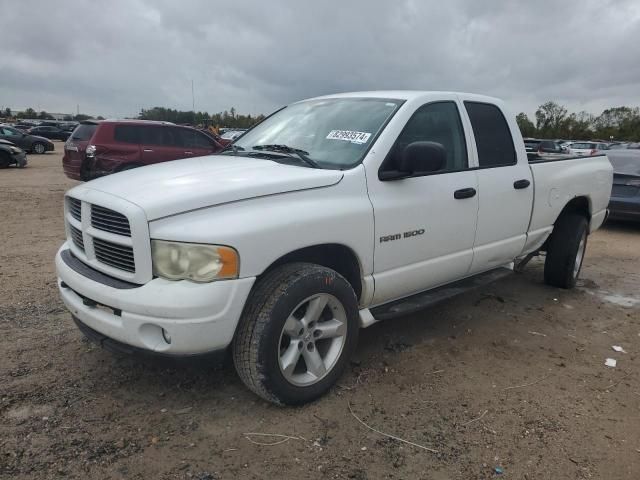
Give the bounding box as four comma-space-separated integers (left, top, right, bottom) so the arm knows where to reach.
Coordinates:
326, 130, 372, 144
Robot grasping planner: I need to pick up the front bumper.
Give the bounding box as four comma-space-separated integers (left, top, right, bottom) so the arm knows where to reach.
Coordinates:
56, 245, 255, 355
12, 151, 27, 167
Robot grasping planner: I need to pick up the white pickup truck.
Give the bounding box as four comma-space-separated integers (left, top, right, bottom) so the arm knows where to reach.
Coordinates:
56, 91, 613, 405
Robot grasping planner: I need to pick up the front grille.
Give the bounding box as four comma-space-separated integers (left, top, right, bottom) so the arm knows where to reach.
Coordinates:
93, 238, 135, 273
91, 205, 131, 236
69, 225, 84, 251
612, 184, 638, 198
68, 197, 82, 221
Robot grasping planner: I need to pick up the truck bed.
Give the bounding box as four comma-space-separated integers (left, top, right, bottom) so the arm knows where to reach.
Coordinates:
523, 154, 612, 255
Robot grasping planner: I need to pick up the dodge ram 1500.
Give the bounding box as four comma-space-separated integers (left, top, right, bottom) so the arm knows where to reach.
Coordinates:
56, 91, 613, 404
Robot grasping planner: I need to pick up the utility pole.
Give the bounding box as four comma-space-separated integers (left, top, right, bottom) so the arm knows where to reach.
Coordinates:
191, 79, 195, 112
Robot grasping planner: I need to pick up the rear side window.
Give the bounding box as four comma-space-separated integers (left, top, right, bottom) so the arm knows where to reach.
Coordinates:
140, 126, 179, 146
71, 124, 98, 141
114, 125, 141, 143
464, 102, 516, 167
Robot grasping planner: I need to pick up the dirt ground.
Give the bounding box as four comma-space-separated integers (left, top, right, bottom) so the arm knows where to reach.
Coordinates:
1, 147, 639, 480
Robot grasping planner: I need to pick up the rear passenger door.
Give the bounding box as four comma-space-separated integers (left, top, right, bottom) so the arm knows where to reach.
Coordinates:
463, 101, 533, 273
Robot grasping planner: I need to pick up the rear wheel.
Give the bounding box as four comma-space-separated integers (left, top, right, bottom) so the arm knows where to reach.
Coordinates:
544, 213, 588, 289
32, 142, 46, 154
232, 263, 359, 405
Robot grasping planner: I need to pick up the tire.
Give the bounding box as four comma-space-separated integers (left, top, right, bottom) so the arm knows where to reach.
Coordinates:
233, 262, 359, 405
32, 142, 46, 154
544, 213, 588, 289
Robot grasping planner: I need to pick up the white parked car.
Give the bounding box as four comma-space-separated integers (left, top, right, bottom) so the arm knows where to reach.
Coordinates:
569, 141, 609, 156
55, 91, 613, 405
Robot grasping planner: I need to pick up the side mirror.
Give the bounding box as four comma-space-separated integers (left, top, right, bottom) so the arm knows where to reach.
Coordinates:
379, 141, 447, 181
399, 141, 446, 174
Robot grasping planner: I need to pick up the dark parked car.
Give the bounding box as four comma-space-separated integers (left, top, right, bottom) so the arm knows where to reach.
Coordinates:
524, 139, 567, 160
28, 125, 71, 141
607, 150, 640, 222
0, 139, 27, 168
0, 126, 54, 154
63, 120, 226, 180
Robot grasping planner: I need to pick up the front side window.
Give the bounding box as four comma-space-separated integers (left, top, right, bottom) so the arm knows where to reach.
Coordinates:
464, 102, 516, 167
175, 128, 214, 149
2, 127, 20, 136
228, 98, 403, 169
383, 101, 468, 173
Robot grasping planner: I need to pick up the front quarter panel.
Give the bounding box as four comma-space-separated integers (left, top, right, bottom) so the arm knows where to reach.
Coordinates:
148, 165, 374, 280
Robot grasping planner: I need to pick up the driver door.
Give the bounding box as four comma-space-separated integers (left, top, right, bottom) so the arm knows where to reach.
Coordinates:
366, 100, 479, 306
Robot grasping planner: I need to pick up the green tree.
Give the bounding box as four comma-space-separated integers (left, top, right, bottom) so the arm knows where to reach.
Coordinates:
535, 101, 568, 138
74, 114, 93, 121
516, 112, 536, 137
18, 107, 37, 119
3, 107, 11, 118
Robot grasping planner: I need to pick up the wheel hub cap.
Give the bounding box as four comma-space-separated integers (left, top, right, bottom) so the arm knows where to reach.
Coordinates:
277, 293, 347, 387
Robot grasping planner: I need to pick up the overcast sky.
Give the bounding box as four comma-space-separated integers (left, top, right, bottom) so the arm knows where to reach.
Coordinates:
1, 0, 639, 119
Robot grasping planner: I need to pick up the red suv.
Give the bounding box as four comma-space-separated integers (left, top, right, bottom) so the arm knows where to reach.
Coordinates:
62, 120, 225, 180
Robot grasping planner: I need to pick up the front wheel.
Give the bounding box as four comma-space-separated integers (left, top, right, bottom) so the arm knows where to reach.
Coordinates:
32, 142, 46, 154
233, 263, 359, 405
544, 213, 588, 289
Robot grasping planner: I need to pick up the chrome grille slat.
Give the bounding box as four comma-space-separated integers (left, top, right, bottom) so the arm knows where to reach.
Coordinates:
69, 225, 84, 251
96, 250, 135, 269
93, 241, 134, 255
93, 238, 135, 273
68, 198, 82, 222
91, 205, 131, 236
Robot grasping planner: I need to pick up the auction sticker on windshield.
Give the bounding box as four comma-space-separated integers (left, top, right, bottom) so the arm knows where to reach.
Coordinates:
326, 130, 372, 144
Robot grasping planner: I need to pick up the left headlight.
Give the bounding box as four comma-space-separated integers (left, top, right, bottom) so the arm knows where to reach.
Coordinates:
9, 147, 21, 154
151, 240, 239, 282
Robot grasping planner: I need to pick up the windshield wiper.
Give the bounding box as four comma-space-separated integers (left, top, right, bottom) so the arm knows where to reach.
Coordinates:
251, 144, 320, 168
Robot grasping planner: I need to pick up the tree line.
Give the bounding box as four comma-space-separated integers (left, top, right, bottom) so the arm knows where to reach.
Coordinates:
138, 107, 265, 128
1, 106, 102, 122
516, 102, 640, 141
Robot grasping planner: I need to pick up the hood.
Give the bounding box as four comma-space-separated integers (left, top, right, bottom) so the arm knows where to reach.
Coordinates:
30, 134, 53, 144
70, 155, 344, 220
0, 139, 15, 146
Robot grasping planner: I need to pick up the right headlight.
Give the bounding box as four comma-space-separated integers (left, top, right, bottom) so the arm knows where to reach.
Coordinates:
151, 240, 239, 282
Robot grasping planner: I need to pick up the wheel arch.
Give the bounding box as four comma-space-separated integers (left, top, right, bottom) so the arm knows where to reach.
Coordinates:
259, 243, 364, 301
542, 196, 592, 251
556, 196, 592, 224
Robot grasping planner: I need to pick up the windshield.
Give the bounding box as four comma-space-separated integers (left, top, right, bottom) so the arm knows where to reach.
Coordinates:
229, 97, 403, 169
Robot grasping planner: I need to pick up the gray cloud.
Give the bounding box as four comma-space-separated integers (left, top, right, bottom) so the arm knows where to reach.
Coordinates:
1, 0, 639, 118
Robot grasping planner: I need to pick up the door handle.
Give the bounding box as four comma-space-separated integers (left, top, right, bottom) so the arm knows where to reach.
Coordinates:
184, 151, 193, 155
454, 187, 477, 199
513, 179, 531, 189
143, 149, 153, 152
